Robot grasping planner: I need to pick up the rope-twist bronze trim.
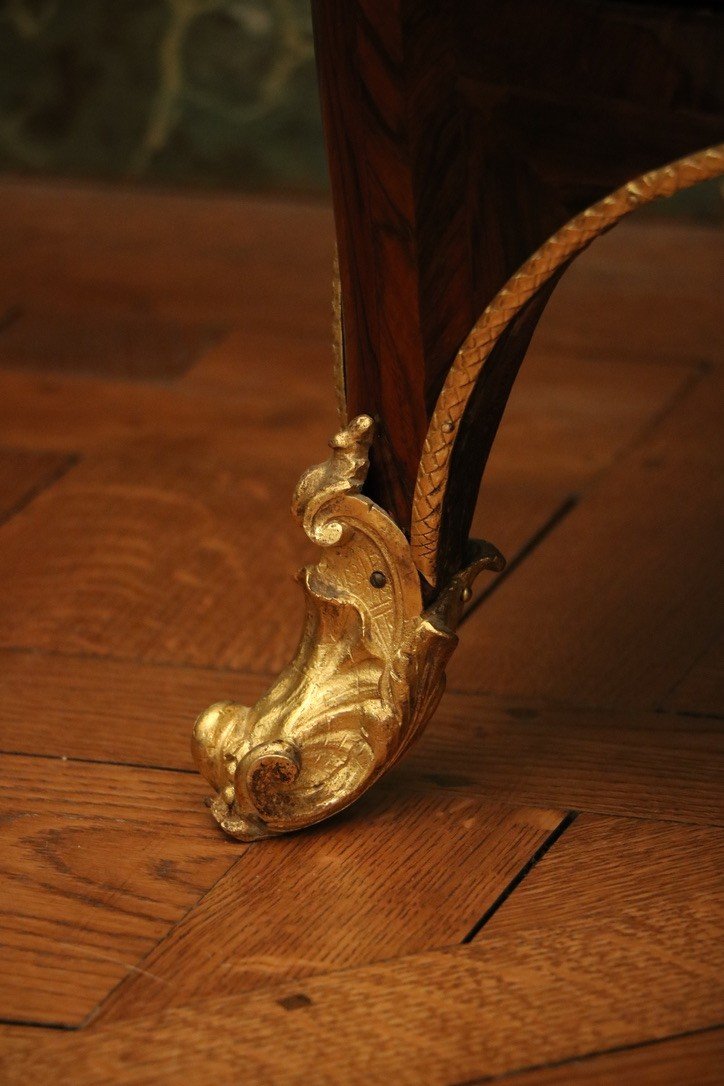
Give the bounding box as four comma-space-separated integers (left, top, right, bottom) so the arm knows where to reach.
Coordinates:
410, 144, 724, 586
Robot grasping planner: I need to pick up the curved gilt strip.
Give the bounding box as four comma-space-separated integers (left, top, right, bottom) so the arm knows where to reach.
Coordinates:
410, 144, 724, 587
192, 416, 503, 841
332, 245, 347, 424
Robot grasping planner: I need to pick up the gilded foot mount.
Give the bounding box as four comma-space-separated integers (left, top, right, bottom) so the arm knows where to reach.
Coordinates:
192, 415, 504, 841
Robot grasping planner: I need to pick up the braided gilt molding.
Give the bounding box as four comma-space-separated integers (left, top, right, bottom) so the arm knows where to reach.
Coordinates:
332, 245, 347, 425
193, 144, 722, 841
410, 144, 724, 587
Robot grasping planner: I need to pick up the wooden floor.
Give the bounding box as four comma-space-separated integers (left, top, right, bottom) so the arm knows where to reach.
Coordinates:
0, 178, 722, 1084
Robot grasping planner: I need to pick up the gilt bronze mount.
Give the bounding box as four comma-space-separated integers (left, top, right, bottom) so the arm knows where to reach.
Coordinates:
193, 143, 724, 841
192, 414, 504, 841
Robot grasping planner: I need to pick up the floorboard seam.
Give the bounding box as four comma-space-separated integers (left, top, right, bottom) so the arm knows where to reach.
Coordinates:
79, 851, 252, 1030
0, 452, 79, 528
604, 356, 711, 471
450, 1021, 724, 1085
657, 707, 724, 722
461, 497, 579, 626
78, 806, 573, 1030
4, 750, 718, 827
461, 811, 578, 944
459, 358, 710, 629
0, 1017, 74, 1031
0, 748, 197, 775
0, 642, 278, 682
441, 687, 724, 724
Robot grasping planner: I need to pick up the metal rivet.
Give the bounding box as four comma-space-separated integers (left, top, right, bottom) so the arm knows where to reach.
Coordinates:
460, 586, 472, 603
370, 571, 387, 588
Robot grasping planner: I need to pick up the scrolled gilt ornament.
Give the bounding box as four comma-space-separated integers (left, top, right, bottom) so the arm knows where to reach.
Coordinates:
192, 415, 504, 841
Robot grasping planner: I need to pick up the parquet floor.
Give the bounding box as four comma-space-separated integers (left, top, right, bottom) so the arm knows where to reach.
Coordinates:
0, 178, 721, 1084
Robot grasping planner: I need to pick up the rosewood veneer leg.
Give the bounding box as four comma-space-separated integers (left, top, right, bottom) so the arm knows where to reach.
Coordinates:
192, 2, 724, 840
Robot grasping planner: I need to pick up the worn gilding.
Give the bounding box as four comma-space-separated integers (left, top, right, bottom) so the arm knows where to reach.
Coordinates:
192, 415, 503, 840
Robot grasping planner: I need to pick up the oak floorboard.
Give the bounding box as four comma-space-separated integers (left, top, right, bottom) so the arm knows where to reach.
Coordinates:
0, 446, 75, 523
0, 437, 319, 674
2, 652, 720, 829
399, 691, 724, 825
664, 633, 723, 719
0, 180, 336, 340
0, 186, 721, 1081
0, 351, 692, 671
0, 1026, 66, 1064
489, 1028, 724, 1085
0, 306, 222, 381
12, 1026, 721, 1086
532, 220, 723, 368
0, 651, 268, 768
182, 331, 693, 573
4, 816, 721, 1084
0, 351, 688, 479
96, 793, 563, 1023
0, 754, 238, 1026
0, 366, 336, 459
468, 351, 690, 564
2, 181, 718, 369
484, 812, 721, 937
181, 325, 342, 404
449, 365, 724, 710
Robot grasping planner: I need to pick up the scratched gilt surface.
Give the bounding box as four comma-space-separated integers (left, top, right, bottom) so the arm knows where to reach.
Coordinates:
0, 180, 722, 1083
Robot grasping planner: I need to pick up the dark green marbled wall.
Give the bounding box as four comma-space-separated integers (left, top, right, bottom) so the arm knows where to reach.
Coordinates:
0, 0, 327, 192
0, 0, 721, 217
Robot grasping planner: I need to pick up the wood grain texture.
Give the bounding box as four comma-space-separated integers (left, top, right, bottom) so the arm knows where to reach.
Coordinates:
485, 811, 722, 938
9, 1026, 717, 1086
0, 145, 722, 1079
0, 651, 268, 768
488, 1028, 724, 1085
399, 692, 724, 825
96, 793, 563, 1023
0, 446, 75, 523
313, 0, 724, 574
181, 326, 342, 407
0, 346, 336, 458
0, 754, 238, 1025
0, 1026, 65, 1067
2, 654, 719, 827
4, 815, 721, 1084
0, 349, 693, 670
532, 220, 724, 368
449, 365, 724, 709
469, 350, 690, 557
0, 181, 335, 339
0, 306, 221, 381
664, 634, 723, 719
0, 437, 318, 674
